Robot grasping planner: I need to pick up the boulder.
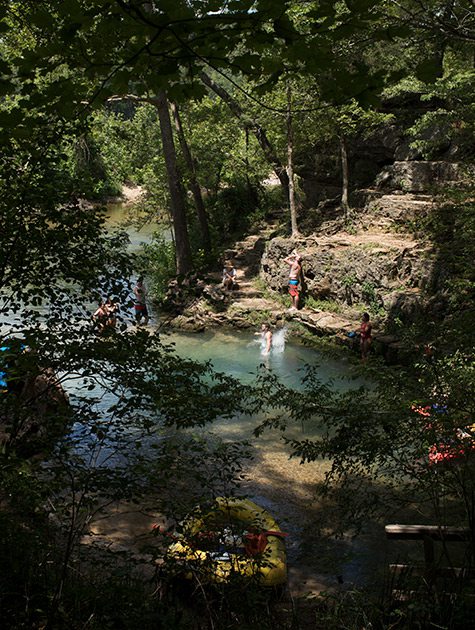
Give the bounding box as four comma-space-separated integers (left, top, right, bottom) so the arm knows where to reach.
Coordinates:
375, 161, 474, 193
1, 367, 69, 457
261, 235, 433, 307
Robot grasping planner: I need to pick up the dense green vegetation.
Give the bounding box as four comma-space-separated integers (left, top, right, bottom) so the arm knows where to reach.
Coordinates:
1, 1, 474, 628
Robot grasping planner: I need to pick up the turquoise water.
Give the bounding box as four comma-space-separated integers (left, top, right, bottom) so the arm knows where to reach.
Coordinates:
164, 328, 359, 389
161, 328, 364, 444
63, 325, 363, 465
159, 329, 384, 589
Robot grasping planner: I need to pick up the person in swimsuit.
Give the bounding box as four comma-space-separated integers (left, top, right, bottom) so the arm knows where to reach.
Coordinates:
93, 300, 109, 334
360, 312, 372, 361
133, 277, 150, 325
283, 251, 302, 310
105, 296, 118, 329
260, 323, 273, 355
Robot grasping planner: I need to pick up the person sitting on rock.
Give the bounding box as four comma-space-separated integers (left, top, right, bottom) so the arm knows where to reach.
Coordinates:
222, 261, 237, 291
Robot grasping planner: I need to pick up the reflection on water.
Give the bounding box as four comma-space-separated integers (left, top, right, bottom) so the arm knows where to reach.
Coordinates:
106, 202, 170, 251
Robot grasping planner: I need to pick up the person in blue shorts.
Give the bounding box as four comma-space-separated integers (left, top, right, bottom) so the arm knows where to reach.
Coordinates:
283, 251, 302, 310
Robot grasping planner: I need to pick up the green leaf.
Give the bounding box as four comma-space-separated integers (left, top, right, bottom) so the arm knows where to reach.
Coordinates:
415, 57, 442, 83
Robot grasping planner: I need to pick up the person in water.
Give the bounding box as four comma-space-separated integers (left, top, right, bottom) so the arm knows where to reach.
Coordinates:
283, 251, 302, 310
105, 296, 118, 329
260, 323, 273, 355
222, 260, 237, 291
93, 300, 110, 334
360, 312, 372, 361
133, 276, 150, 325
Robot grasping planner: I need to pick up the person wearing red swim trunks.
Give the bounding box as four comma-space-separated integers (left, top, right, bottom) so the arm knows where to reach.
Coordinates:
360, 312, 372, 361
284, 251, 302, 310
133, 276, 150, 325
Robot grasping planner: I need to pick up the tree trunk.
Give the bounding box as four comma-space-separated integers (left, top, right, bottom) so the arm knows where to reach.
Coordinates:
170, 101, 211, 255
339, 134, 350, 219
156, 91, 193, 275
200, 71, 289, 196
286, 85, 299, 237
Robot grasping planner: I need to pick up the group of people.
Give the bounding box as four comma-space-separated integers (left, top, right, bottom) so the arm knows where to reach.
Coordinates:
222, 250, 372, 360
92, 276, 150, 334
92, 297, 118, 333
282, 250, 373, 360
94, 255, 372, 360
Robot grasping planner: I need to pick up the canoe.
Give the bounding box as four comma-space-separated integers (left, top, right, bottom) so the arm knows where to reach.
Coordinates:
167, 497, 287, 587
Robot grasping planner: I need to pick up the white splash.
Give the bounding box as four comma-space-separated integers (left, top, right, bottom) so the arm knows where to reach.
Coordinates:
271, 326, 287, 354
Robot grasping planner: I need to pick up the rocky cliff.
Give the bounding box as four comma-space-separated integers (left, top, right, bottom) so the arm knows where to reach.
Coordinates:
164, 157, 473, 361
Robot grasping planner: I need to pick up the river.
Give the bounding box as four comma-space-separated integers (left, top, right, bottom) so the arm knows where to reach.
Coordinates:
160, 329, 386, 594
4, 201, 389, 595
77, 324, 386, 596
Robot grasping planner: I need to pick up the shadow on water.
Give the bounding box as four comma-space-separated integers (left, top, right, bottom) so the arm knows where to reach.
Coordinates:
159, 328, 387, 593
105, 202, 171, 252
3, 197, 387, 593
65, 326, 384, 594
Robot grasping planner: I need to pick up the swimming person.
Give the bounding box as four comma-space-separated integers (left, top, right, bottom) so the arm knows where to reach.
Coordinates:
256, 323, 273, 356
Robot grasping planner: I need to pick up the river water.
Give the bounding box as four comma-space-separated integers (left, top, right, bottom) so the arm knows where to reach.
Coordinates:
159, 328, 386, 594
4, 202, 388, 594
106, 201, 167, 251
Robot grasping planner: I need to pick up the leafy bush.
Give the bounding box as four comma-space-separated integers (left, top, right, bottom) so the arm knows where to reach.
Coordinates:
138, 235, 176, 303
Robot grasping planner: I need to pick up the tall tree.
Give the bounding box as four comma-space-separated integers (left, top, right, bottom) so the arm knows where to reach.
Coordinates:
199, 71, 290, 197
286, 84, 299, 236
156, 91, 192, 275
170, 101, 212, 255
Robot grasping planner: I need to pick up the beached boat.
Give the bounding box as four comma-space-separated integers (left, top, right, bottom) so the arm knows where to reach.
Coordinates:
167, 497, 287, 587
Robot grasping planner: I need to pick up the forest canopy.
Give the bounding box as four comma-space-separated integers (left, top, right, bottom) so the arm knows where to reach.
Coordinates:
0, 1, 474, 628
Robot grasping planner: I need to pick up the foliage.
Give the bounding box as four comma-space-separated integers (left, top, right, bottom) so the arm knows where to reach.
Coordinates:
0, 110, 259, 628
137, 235, 177, 303
408, 69, 475, 160
1, 1, 475, 627
252, 349, 475, 544
304, 296, 343, 314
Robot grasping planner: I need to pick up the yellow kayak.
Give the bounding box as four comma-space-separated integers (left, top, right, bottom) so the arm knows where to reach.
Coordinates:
167, 497, 287, 587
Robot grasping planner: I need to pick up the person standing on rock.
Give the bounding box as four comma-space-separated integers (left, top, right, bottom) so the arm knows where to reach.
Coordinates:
93, 300, 109, 334
360, 312, 372, 361
133, 276, 150, 325
283, 251, 302, 310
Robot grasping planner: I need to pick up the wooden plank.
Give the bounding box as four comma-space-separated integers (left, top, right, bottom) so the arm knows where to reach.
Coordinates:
389, 564, 475, 579
385, 524, 471, 541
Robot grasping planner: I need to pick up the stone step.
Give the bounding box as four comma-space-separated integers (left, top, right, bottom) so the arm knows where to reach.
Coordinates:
232, 290, 263, 299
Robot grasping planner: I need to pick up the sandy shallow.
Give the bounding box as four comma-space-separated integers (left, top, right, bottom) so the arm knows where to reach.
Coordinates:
84, 439, 390, 598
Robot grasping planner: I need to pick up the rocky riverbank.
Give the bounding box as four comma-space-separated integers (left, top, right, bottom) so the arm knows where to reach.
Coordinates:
161, 158, 473, 364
